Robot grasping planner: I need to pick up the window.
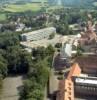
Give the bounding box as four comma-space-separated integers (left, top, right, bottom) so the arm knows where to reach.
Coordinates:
68, 92, 71, 95
69, 83, 71, 86
68, 97, 71, 100
68, 87, 71, 90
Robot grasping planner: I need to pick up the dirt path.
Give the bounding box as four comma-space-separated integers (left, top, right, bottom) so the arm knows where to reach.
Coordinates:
0, 75, 24, 100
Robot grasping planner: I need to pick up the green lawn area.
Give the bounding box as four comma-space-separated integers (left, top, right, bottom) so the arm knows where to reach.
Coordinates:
3, 3, 42, 12
46, 6, 64, 13
0, 13, 6, 21
48, 6, 63, 10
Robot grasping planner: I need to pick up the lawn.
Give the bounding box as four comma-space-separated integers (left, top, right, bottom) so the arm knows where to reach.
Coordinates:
0, 13, 6, 21
3, 3, 42, 12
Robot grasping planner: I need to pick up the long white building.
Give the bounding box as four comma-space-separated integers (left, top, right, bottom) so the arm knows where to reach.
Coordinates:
21, 27, 56, 41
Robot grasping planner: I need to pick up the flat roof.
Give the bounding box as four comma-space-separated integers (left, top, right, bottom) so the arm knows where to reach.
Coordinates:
21, 27, 56, 36
75, 77, 97, 85
20, 35, 63, 48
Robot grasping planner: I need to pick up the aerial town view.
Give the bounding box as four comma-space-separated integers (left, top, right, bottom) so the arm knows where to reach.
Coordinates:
0, 0, 97, 100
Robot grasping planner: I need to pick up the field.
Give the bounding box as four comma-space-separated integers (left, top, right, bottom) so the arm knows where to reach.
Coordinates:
2, 3, 42, 12
0, 13, 6, 21
0, 3, 44, 21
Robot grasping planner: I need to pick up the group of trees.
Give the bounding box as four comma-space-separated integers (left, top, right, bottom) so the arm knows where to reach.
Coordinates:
0, 32, 33, 77
21, 60, 50, 100
24, 15, 47, 29
6, 46, 32, 73
0, 32, 19, 49
0, 23, 16, 32
0, 54, 7, 78
0, 11, 47, 31
0, 10, 48, 32
0, 8, 90, 35
53, 9, 88, 35
7, 12, 47, 29
20, 45, 55, 100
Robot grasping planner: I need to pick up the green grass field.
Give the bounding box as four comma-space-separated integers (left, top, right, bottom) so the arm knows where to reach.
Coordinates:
0, 2, 47, 21
3, 3, 42, 12
0, 13, 6, 21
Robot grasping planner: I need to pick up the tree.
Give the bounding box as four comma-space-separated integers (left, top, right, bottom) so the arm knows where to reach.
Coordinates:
49, 33, 55, 39
46, 45, 55, 56
21, 59, 50, 100
0, 55, 7, 77
21, 80, 44, 100
5, 45, 32, 74
0, 32, 19, 49
20, 46, 53, 100
32, 47, 47, 59
55, 43, 62, 48
76, 45, 84, 56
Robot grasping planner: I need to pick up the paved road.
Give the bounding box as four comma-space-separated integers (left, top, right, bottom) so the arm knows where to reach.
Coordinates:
0, 75, 24, 100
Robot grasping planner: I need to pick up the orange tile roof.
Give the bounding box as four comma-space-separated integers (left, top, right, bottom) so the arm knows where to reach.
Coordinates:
57, 63, 81, 100
67, 63, 81, 80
